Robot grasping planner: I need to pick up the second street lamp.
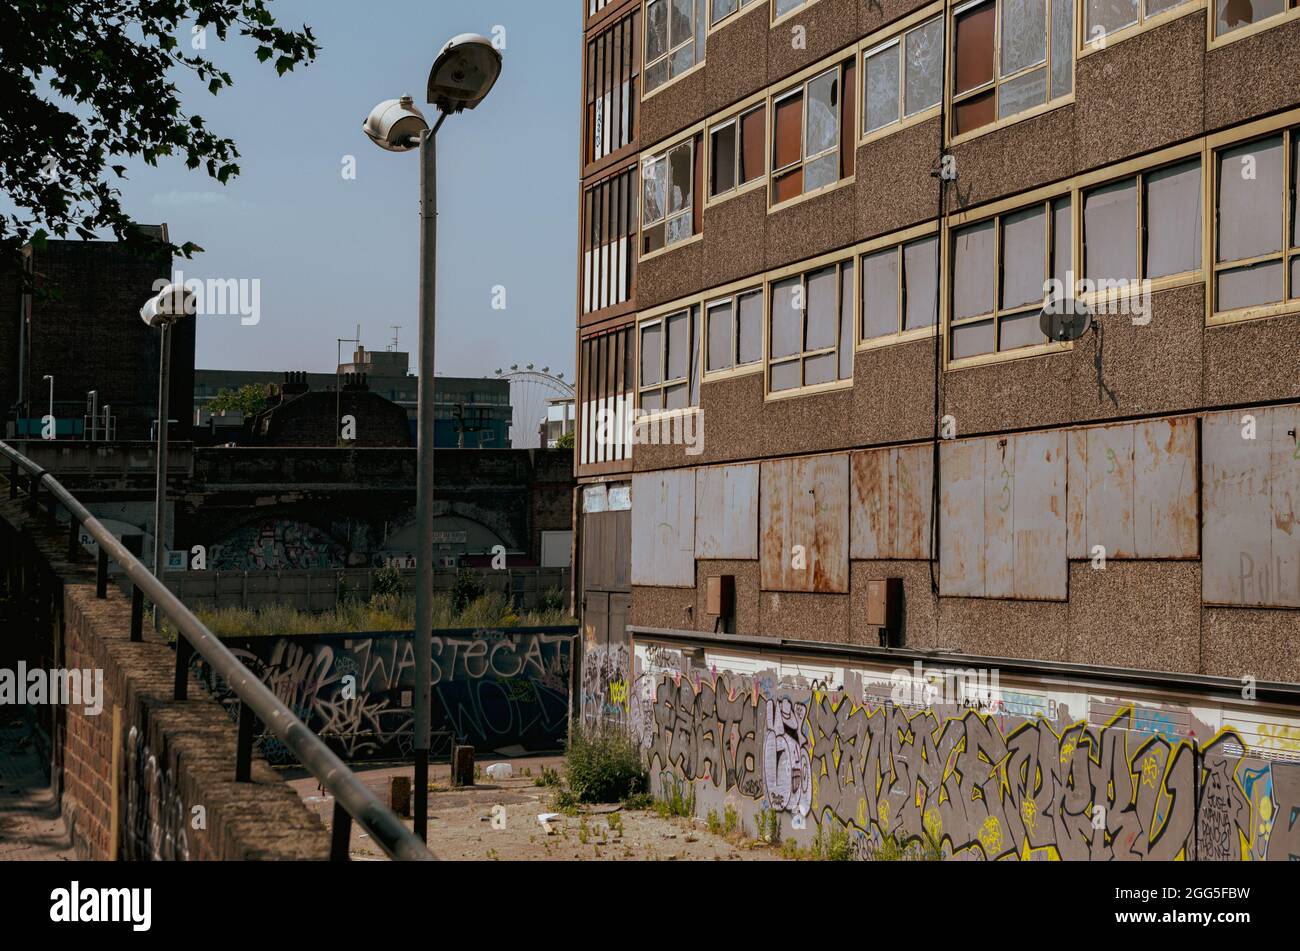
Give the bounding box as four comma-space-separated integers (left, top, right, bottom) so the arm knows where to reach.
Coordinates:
362, 32, 503, 844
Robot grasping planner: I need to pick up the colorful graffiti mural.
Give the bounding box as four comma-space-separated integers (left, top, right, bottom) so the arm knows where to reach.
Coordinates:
209, 518, 346, 570
196, 629, 574, 761
580, 643, 631, 729
627, 644, 1300, 861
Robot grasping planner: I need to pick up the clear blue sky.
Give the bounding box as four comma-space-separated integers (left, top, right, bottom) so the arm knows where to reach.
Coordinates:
119, 0, 580, 379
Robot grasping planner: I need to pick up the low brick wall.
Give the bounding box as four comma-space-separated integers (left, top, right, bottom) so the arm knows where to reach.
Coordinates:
1, 497, 330, 860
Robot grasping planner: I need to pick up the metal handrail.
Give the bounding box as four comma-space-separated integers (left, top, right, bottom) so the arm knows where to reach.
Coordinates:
0, 440, 434, 862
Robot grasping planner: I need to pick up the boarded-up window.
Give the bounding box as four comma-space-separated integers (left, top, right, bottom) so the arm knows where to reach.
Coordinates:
770, 62, 848, 205
1215, 133, 1295, 313
760, 454, 849, 592
1065, 417, 1198, 561
768, 260, 854, 392
645, 0, 705, 93
579, 326, 635, 467
586, 11, 638, 165
583, 166, 637, 314
1202, 406, 1300, 606
850, 445, 934, 559
1145, 158, 1202, 279
705, 287, 763, 373
951, 196, 1067, 361
695, 463, 759, 558
861, 234, 938, 342
710, 105, 766, 198
939, 431, 1067, 600
952, 0, 1070, 136
1084, 178, 1138, 285
631, 469, 696, 586
642, 136, 700, 254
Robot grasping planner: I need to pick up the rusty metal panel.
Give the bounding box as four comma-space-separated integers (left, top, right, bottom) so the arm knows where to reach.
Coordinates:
695, 463, 759, 559
760, 453, 849, 593
1012, 430, 1067, 600
1133, 417, 1198, 558
1086, 423, 1136, 559
1066, 429, 1087, 559
850, 448, 893, 559
1202, 409, 1274, 606
895, 445, 934, 559
939, 438, 985, 596
631, 469, 696, 587
983, 437, 1015, 599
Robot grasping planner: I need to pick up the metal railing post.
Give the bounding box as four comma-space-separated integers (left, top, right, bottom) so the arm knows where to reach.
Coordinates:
235, 702, 257, 782
174, 635, 193, 701
96, 546, 108, 598
123, 534, 144, 642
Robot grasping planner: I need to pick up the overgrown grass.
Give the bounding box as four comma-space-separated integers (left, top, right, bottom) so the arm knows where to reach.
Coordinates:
562, 724, 649, 804
176, 591, 572, 638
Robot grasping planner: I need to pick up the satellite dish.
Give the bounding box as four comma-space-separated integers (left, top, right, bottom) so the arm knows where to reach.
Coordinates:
1039, 294, 1092, 342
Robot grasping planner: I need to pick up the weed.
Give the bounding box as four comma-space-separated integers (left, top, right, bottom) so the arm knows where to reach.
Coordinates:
622, 791, 655, 811
535, 766, 561, 788
724, 803, 740, 838
706, 808, 722, 836
563, 724, 648, 804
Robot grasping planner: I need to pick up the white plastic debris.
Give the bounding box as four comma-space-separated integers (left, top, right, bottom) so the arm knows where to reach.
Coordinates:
484, 763, 513, 780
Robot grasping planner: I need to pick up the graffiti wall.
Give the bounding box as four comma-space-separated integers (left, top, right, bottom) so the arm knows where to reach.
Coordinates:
209, 518, 346, 570
197, 629, 574, 761
580, 642, 631, 730
627, 642, 1300, 861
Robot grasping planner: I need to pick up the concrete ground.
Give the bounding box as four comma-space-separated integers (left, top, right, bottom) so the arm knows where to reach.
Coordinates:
0, 718, 75, 861
287, 754, 784, 861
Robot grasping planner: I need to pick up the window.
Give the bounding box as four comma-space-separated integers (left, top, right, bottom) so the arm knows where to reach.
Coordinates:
586, 12, 639, 165
711, 0, 761, 26
861, 235, 939, 341
769, 260, 855, 392
771, 60, 855, 205
863, 16, 944, 136
951, 0, 1073, 137
579, 326, 634, 466
710, 106, 766, 198
950, 196, 1071, 360
774, 0, 808, 17
639, 306, 701, 411
1213, 132, 1300, 314
583, 166, 638, 314
1214, 0, 1298, 39
1084, 0, 1193, 44
1082, 158, 1201, 289
706, 288, 764, 372
645, 0, 706, 94
642, 136, 700, 254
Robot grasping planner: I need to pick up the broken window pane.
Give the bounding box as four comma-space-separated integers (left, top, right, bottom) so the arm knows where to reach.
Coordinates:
775, 0, 804, 16
1084, 177, 1138, 284
1002, 204, 1047, 309
864, 44, 901, 133
770, 360, 800, 392
642, 157, 666, 224
647, 0, 669, 62
707, 300, 733, 371
954, 1, 996, 95
1217, 136, 1284, 263
1086, 0, 1138, 39
862, 248, 900, 339
805, 71, 839, 157
952, 318, 996, 359
738, 290, 762, 364
905, 18, 944, 116
711, 0, 738, 23
711, 122, 737, 196
1217, 261, 1284, 310
999, 310, 1045, 350
904, 236, 939, 330
1001, 0, 1047, 76
771, 278, 802, 358
1145, 159, 1202, 278
1147, 0, 1188, 12
670, 0, 693, 48
953, 220, 996, 320
1050, 0, 1074, 99
804, 152, 839, 192
668, 142, 693, 214
740, 107, 765, 183
1216, 0, 1284, 35
666, 310, 689, 381
644, 58, 669, 93
666, 210, 693, 244
640, 322, 662, 386
805, 266, 838, 351
839, 261, 855, 379
998, 66, 1047, 119
804, 352, 837, 386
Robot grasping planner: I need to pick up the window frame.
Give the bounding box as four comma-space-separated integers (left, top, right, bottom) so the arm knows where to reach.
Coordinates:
585, 9, 641, 170
1207, 121, 1300, 325
1207, 0, 1300, 46
764, 253, 857, 399
860, 6, 947, 145
708, 0, 764, 31
1078, 0, 1204, 57
706, 100, 768, 205
768, 59, 856, 212
639, 127, 704, 260
946, 0, 1074, 145
642, 0, 707, 100
636, 303, 702, 415
857, 221, 943, 351
703, 282, 767, 380
771, 0, 821, 27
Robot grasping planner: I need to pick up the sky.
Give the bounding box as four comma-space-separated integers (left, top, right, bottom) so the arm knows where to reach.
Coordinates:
113, 0, 581, 380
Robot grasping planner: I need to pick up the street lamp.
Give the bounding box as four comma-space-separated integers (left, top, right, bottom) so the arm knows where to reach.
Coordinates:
363, 33, 502, 844
41, 375, 53, 439
141, 283, 196, 621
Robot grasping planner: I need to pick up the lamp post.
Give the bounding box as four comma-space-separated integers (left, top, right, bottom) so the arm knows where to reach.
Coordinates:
42, 375, 53, 438
363, 33, 502, 843
141, 283, 196, 623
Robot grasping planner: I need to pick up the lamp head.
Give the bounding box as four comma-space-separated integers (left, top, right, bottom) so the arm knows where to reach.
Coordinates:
426, 34, 502, 114
362, 96, 430, 152
141, 283, 196, 328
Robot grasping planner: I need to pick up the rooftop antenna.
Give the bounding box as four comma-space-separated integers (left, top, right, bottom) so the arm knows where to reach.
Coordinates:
390, 325, 402, 351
